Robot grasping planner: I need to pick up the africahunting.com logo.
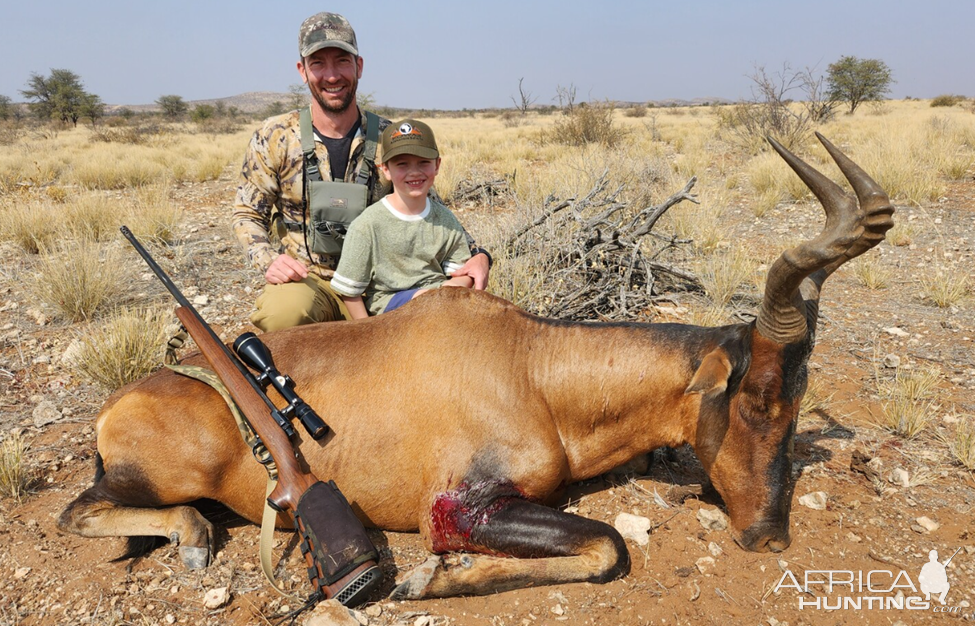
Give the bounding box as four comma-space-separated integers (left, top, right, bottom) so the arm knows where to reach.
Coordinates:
774, 548, 966, 614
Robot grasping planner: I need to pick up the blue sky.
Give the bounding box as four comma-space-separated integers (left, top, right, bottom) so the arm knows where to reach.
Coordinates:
2, 0, 971, 109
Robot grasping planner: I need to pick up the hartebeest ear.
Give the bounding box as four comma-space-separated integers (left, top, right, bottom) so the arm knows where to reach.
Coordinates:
685, 349, 733, 396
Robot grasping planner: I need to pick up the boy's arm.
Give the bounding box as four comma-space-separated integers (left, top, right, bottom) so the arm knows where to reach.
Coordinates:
330, 220, 373, 309
341, 295, 370, 320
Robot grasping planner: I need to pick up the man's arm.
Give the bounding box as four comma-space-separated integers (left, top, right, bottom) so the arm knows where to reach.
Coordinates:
232, 125, 296, 280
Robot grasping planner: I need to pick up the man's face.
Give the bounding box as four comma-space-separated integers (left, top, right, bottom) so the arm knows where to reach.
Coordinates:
297, 47, 363, 114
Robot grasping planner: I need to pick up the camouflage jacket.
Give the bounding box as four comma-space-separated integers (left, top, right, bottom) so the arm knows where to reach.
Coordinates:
231, 108, 393, 279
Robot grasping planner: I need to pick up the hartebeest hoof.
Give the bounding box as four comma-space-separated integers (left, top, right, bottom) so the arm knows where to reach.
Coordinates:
390, 556, 443, 600
179, 545, 210, 569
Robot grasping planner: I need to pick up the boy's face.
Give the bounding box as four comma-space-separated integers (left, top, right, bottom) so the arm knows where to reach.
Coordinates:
381, 154, 441, 202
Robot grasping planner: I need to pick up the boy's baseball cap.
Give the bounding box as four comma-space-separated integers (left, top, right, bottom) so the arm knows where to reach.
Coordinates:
299, 12, 358, 58
382, 120, 440, 162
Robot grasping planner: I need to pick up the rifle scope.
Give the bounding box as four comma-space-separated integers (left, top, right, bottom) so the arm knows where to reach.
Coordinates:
233, 332, 329, 440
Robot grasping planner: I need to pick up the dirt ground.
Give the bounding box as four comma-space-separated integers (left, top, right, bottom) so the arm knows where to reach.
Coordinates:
1, 169, 974, 626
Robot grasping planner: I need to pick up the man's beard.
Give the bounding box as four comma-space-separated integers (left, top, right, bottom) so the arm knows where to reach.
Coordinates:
311, 77, 357, 114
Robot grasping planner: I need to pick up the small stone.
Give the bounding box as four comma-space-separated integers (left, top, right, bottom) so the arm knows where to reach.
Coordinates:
847, 532, 862, 543
708, 541, 723, 557
614, 513, 651, 546
958, 600, 970, 608
32, 401, 61, 428
884, 327, 909, 338
203, 587, 230, 609
695, 556, 716, 574
364, 605, 382, 617
14, 567, 30, 579
915, 516, 939, 532
302, 600, 360, 626
777, 559, 789, 572
883, 354, 901, 368
192, 295, 209, 306
798, 491, 828, 510
551, 604, 565, 616
414, 617, 435, 626
890, 468, 910, 487
696, 508, 728, 531
351, 609, 369, 626
165, 615, 176, 625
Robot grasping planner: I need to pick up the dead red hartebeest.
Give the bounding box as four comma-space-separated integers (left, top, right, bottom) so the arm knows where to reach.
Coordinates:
59, 134, 893, 599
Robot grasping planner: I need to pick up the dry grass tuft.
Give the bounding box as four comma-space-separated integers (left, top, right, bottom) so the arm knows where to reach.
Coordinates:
886, 222, 916, 246
922, 265, 969, 307
32, 239, 130, 321
695, 247, 756, 306
0, 199, 61, 253
799, 375, 834, 421
851, 254, 890, 290
877, 365, 941, 439
124, 186, 183, 244
61, 194, 120, 242
0, 433, 36, 503
944, 413, 975, 471
74, 307, 174, 391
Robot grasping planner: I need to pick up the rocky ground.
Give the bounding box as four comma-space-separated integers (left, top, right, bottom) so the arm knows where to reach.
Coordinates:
1, 169, 974, 626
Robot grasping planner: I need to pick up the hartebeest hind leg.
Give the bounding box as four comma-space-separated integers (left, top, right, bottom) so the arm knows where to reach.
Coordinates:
392, 499, 630, 599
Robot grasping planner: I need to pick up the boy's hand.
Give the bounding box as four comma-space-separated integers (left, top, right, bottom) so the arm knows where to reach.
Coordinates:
265, 254, 309, 284
451, 254, 490, 290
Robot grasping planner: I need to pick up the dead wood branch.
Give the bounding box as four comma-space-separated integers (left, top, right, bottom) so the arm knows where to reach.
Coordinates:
504, 175, 703, 321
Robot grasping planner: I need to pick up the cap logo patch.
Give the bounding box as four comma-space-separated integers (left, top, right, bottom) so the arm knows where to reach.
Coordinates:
391, 123, 422, 141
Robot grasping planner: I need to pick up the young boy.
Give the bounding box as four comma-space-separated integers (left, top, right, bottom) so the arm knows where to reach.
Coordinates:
330, 119, 473, 318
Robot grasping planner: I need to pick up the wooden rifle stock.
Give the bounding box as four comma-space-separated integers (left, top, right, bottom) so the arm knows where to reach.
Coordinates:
175, 308, 314, 512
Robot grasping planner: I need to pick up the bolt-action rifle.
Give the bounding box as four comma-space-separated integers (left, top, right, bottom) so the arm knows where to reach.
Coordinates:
120, 226, 382, 607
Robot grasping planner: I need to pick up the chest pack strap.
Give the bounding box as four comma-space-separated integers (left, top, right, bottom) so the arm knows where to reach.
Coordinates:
299, 107, 380, 185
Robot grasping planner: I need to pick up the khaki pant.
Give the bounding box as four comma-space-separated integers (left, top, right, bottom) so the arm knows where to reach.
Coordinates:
249, 274, 352, 332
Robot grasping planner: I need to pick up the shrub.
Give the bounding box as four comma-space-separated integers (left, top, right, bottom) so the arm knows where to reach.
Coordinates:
549, 102, 626, 147
930, 94, 966, 108
73, 307, 173, 391
624, 106, 648, 118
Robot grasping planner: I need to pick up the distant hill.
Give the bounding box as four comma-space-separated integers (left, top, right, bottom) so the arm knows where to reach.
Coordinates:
108, 91, 293, 114
104, 93, 733, 114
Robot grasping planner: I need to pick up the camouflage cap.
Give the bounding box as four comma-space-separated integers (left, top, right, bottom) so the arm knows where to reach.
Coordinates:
299, 12, 358, 58
382, 120, 439, 162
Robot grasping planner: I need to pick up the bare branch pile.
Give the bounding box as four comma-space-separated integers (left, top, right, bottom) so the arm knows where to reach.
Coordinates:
504, 172, 702, 321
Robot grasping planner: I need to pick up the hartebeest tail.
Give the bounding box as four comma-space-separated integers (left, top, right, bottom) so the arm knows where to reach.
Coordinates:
58, 135, 892, 599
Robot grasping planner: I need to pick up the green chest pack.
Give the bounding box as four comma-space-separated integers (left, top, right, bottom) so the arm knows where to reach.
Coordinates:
300, 107, 380, 256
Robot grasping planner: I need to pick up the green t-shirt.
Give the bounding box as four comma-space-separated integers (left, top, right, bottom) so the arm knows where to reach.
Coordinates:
330, 197, 472, 314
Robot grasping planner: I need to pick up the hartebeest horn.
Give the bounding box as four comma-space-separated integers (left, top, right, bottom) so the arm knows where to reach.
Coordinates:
756, 134, 894, 344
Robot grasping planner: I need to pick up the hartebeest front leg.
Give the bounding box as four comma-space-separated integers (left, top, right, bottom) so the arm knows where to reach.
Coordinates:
392, 499, 630, 599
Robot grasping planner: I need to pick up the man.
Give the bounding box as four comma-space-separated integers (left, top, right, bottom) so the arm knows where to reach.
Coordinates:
232, 12, 491, 332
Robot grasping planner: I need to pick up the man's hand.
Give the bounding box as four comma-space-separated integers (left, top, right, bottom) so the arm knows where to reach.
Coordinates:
265, 254, 309, 284
451, 253, 490, 290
